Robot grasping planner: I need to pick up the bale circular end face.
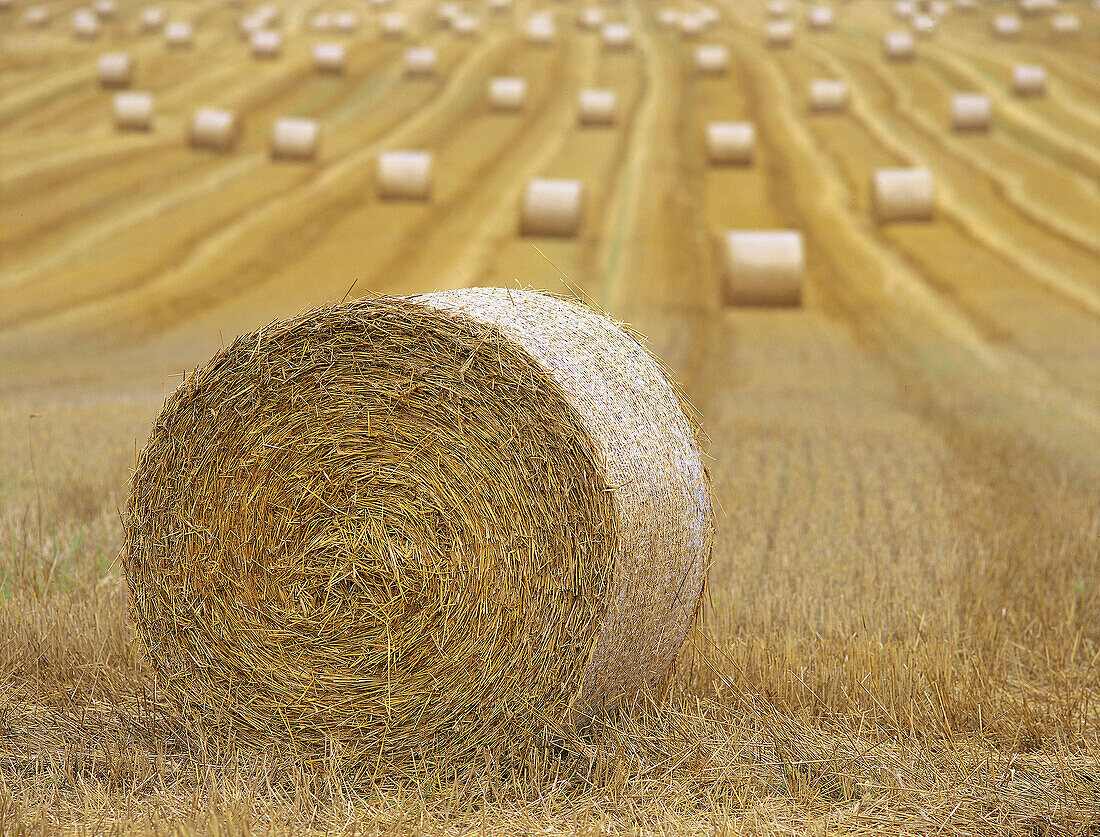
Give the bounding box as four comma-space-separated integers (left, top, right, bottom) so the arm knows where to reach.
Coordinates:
124, 288, 713, 766
521, 179, 584, 236
720, 230, 805, 307
872, 167, 935, 223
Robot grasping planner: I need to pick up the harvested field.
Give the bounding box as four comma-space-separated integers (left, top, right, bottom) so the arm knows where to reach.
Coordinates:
0, 0, 1098, 833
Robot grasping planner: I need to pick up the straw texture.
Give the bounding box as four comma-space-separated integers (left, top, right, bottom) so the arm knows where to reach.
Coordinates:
125, 288, 713, 768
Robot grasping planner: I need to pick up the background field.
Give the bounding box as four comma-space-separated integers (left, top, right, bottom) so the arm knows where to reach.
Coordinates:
1, 0, 1098, 832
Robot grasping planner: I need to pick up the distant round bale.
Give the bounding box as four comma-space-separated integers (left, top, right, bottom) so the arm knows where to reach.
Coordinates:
451, 13, 480, 37
93, 0, 116, 20
488, 0, 510, 13
379, 12, 407, 37
124, 288, 713, 767
872, 167, 935, 223
72, 10, 100, 39
524, 14, 555, 44
765, 18, 795, 46
912, 13, 935, 35
25, 6, 49, 26
189, 108, 241, 151
113, 91, 154, 131
705, 121, 755, 165
1011, 63, 1046, 96
271, 117, 319, 161
521, 178, 583, 236
601, 21, 633, 49
807, 5, 834, 30
894, 0, 916, 19
950, 92, 992, 131
251, 29, 282, 58
698, 6, 720, 25
765, 0, 790, 18
1050, 13, 1079, 33
333, 11, 359, 33
719, 230, 804, 306
377, 150, 432, 200
578, 7, 604, 30
883, 30, 915, 59
694, 44, 730, 74
97, 52, 132, 88
657, 7, 680, 28
992, 14, 1020, 37
404, 46, 438, 77
309, 12, 332, 32
164, 21, 194, 48
679, 13, 705, 38
313, 43, 347, 74
577, 88, 617, 126
955, 0, 976, 10
488, 76, 527, 111
808, 78, 849, 113
437, 1, 459, 26
140, 7, 165, 32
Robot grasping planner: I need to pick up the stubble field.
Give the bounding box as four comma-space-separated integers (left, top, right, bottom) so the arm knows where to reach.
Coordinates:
1, 0, 1098, 832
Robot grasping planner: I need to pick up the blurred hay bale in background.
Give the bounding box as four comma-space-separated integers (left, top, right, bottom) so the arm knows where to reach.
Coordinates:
125, 288, 713, 769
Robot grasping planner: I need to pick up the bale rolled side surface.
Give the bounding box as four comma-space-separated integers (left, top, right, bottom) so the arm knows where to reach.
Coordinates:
124, 288, 713, 766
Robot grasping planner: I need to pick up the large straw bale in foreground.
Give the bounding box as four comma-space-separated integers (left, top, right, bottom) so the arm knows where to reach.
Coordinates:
125, 288, 713, 765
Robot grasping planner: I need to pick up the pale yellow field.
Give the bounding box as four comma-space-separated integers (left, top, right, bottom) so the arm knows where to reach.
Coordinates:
1, 0, 1098, 832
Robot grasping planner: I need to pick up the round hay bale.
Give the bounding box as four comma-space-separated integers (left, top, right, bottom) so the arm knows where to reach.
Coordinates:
929, 0, 949, 19
883, 30, 915, 59
601, 21, 633, 50
271, 117, 319, 161
578, 7, 604, 30
679, 13, 705, 38
764, 19, 795, 46
808, 78, 849, 113
912, 13, 935, 35
437, 1, 460, 26
992, 14, 1020, 37
1012, 63, 1046, 96
950, 92, 991, 131
124, 289, 713, 766
93, 0, 116, 20
807, 6, 834, 30
524, 14, 555, 44
140, 7, 165, 33
25, 6, 50, 27
520, 178, 583, 236
954, 0, 976, 11
698, 6, 720, 26
577, 88, 616, 126
250, 29, 282, 59
72, 10, 100, 39
377, 150, 432, 200
404, 46, 437, 77
310, 12, 333, 32
379, 12, 407, 37
488, 76, 527, 111
872, 167, 935, 223
451, 13, 480, 37
313, 43, 346, 74
97, 52, 132, 88
488, 0, 511, 13
894, 0, 916, 19
694, 44, 730, 75
164, 21, 194, 48
113, 90, 154, 131
765, 0, 790, 18
657, 7, 681, 28
189, 108, 241, 151
1050, 13, 1079, 33
719, 230, 804, 306
239, 13, 265, 39
333, 11, 359, 33
705, 121, 755, 166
